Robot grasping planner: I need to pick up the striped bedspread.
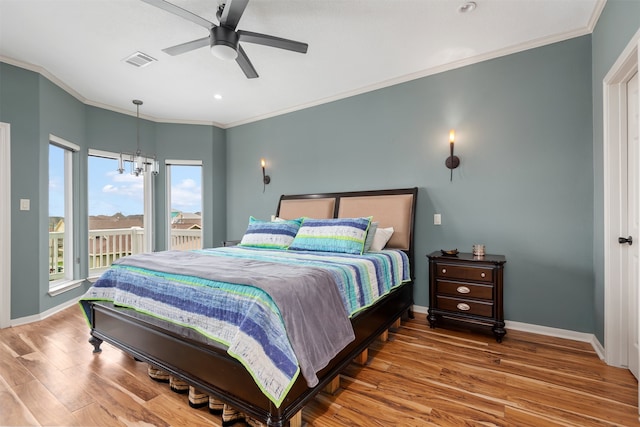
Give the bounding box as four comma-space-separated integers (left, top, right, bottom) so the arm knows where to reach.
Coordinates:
80, 247, 410, 407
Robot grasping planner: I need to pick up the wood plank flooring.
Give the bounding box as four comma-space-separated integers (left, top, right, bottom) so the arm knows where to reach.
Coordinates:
0, 305, 637, 426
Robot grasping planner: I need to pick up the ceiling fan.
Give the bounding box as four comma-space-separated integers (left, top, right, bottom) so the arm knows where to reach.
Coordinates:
141, 0, 308, 79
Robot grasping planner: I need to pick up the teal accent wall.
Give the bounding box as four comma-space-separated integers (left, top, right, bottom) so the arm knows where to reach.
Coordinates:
0, 63, 226, 319
1, 63, 40, 318
591, 0, 640, 344
227, 36, 595, 332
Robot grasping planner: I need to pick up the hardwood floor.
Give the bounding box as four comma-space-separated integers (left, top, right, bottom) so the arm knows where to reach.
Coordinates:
0, 305, 637, 426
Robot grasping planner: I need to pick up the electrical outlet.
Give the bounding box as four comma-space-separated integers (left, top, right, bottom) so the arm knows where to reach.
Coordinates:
434, 213, 441, 225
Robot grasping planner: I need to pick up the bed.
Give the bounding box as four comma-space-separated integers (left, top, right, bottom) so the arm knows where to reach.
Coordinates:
80, 187, 418, 427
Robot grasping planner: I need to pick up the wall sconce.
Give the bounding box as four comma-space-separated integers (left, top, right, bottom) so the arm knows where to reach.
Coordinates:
445, 129, 460, 181
261, 158, 271, 192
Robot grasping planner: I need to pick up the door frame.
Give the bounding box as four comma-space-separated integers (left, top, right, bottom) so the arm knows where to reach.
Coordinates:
0, 122, 11, 328
603, 30, 640, 368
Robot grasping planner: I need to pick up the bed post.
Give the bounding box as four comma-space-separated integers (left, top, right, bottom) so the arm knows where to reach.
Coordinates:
89, 335, 103, 353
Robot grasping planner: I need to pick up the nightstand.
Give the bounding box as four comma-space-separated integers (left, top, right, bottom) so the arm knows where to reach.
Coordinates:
427, 251, 506, 342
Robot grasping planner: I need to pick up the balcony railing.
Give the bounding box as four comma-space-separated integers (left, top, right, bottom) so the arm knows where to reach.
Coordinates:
87, 227, 145, 277
170, 229, 202, 251
48, 231, 64, 281
48, 227, 202, 280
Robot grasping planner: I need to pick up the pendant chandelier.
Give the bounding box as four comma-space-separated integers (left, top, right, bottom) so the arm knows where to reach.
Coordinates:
117, 99, 159, 176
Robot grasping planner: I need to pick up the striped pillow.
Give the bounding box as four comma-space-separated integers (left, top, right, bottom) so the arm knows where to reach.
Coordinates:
289, 217, 372, 254
239, 216, 302, 249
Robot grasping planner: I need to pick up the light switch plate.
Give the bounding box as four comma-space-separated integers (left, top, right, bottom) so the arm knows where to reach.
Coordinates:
20, 199, 30, 211
434, 213, 441, 225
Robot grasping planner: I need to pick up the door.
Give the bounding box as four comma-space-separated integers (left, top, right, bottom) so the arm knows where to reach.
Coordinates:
628, 71, 639, 380
603, 36, 640, 414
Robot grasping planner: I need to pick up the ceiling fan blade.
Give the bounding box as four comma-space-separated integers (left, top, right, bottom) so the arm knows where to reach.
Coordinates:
236, 45, 258, 79
238, 30, 308, 54
219, 0, 249, 30
162, 36, 210, 56
140, 0, 214, 29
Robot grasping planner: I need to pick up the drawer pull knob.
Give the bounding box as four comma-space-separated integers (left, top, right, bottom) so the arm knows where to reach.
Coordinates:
457, 303, 471, 311
441, 268, 447, 274
480, 272, 486, 278
456, 286, 470, 294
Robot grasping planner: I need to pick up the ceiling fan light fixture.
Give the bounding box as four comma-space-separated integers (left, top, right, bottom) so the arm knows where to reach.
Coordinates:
211, 43, 238, 60
210, 26, 239, 60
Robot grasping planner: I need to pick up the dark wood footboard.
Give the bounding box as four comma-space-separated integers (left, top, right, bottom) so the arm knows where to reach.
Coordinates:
89, 281, 413, 427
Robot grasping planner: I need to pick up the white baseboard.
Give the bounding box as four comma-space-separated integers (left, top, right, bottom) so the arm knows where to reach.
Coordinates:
10, 296, 82, 327
590, 335, 606, 360
412, 304, 428, 315
413, 304, 604, 359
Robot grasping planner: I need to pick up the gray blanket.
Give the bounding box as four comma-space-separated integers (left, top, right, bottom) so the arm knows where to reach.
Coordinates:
114, 250, 355, 387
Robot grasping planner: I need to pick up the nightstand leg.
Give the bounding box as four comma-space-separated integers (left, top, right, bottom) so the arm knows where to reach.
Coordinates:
493, 322, 506, 343
427, 310, 437, 328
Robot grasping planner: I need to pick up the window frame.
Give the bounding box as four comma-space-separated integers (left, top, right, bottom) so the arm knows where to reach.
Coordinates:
87, 148, 154, 279
165, 159, 203, 251
48, 135, 81, 295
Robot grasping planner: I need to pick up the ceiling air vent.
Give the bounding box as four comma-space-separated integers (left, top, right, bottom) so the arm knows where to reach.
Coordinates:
123, 51, 157, 68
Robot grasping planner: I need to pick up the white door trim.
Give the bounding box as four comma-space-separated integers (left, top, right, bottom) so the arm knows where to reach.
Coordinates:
0, 122, 11, 329
603, 29, 640, 368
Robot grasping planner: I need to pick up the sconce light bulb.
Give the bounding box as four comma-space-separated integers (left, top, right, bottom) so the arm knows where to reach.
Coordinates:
260, 158, 266, 168
449, 130, 455, 144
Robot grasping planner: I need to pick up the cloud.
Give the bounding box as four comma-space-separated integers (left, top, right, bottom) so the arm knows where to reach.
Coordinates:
170, 179, 202, 212
179, 178, 197, 189
101, 174, 143, 197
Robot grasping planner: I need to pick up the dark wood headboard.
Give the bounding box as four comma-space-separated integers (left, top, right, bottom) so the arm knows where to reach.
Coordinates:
276, 187, 418, 278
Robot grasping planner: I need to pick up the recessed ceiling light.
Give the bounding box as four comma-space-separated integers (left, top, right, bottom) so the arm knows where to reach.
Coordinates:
214, 94, 223, 100
458, 1, 477, 13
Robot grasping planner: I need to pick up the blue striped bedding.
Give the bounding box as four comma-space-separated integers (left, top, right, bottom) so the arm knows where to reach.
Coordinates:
80, 247, 410, 407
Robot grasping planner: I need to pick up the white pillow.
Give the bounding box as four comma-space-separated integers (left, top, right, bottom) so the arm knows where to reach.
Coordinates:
370, 227, 394, 251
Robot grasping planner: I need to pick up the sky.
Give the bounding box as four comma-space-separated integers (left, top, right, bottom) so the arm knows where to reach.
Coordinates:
49, 146, 202, 217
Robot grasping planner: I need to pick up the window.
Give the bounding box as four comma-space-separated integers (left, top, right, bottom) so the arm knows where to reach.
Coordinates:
48, 135, 79, 292
88, 149, 151, 278
166, 160, 203, 251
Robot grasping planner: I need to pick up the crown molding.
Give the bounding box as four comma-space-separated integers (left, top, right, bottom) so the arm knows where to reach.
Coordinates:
2, 20, 599, 130
0, 55, 225, 128
587, 0, 607, 33
227, 26, 596, 128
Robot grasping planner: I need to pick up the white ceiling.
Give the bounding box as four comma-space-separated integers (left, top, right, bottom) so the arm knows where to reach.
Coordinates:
0, 0, 603, 128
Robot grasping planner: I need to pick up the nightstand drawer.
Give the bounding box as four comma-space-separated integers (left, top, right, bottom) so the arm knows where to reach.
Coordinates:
436, 280, 493, 300
434, 263, 494, 283
436, 295, 494, 317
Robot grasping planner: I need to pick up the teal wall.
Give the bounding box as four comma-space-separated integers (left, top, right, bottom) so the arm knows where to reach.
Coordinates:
1, 64, 41, 317
591, 0, 640, 344
226, 35, 595, 332
0, 63, 226, 319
